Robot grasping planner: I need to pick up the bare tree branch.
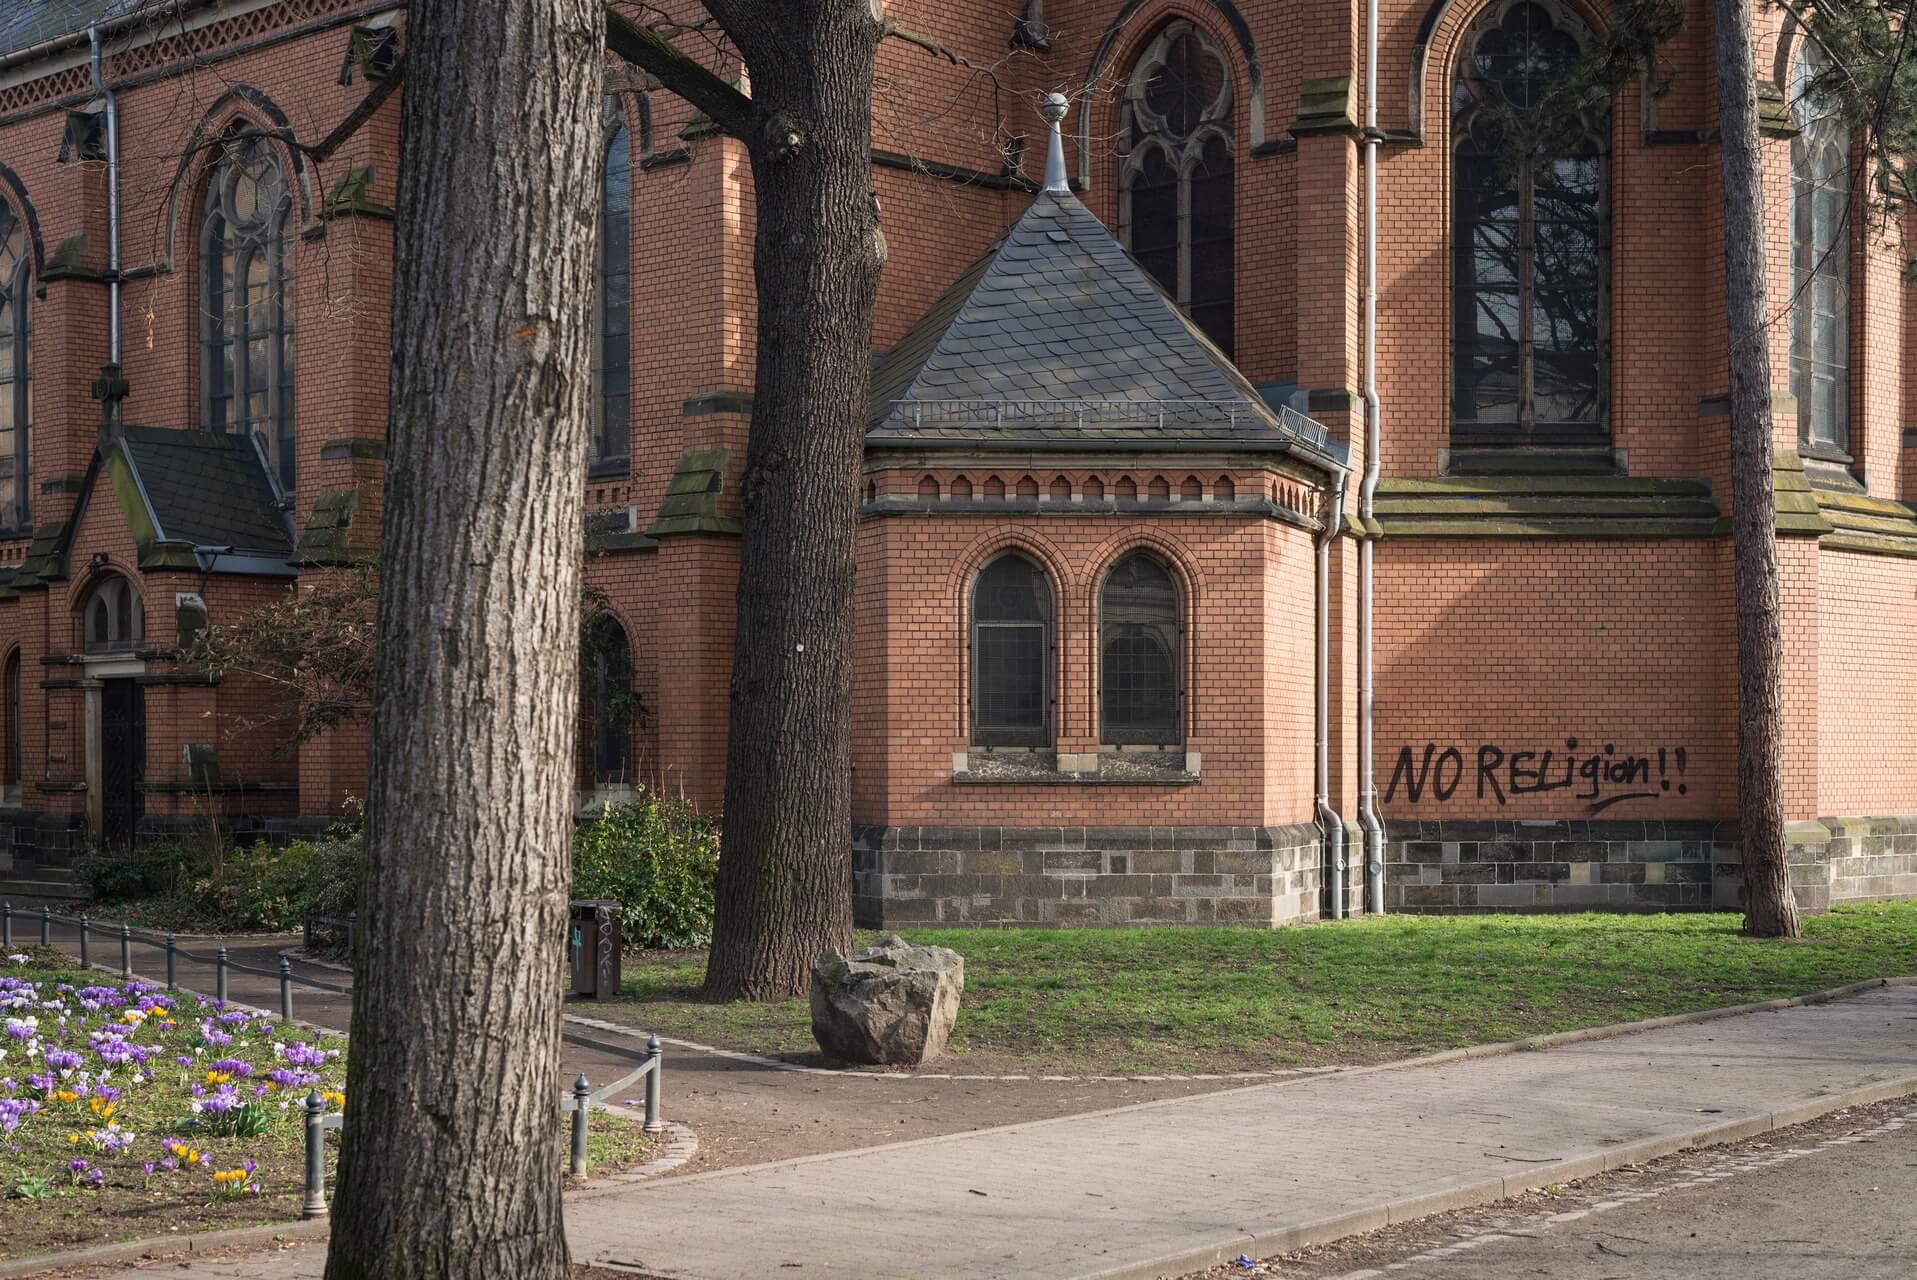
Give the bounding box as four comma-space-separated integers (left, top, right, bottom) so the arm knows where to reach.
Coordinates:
605, 5, 755, 140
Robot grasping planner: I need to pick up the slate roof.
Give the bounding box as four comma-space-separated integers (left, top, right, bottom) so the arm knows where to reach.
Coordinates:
0, 0, 141, 61
116, 425, 294, 562
866, 189, 1343, 470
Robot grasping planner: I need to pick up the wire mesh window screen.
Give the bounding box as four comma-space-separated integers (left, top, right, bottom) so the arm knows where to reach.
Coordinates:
594, 117, 632, 468
201, 132, 295, 492
1100, 553, 1182, 744
1118, 22, 1236, 356
1789, 41, 1849, 457
0, 205, 28, 534
971, 554, 1052, 747
1450, 0, 1607, 448
584, 614, 633, 784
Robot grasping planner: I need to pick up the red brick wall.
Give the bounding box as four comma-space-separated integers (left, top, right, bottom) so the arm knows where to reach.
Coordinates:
1817, 549, 1917, 817
852, 467, 1321, 830
1374, 538, 1736, 824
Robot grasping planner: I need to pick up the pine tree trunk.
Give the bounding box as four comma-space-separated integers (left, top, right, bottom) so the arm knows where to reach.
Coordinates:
700, 3, 883, 999
323, 1, 603, 1274
1712, 0, 1800, 939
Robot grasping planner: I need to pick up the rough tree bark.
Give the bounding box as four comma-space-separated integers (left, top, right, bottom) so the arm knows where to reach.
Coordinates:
609, 4, 881, 998
1713, 0, 1801, 939
324, 0, 604, 1275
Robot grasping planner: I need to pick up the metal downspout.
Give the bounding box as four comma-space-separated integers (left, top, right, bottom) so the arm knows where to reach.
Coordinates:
88, 26, 121, 374
1315, 467, 1349, 920
1357, 0, 1386, 913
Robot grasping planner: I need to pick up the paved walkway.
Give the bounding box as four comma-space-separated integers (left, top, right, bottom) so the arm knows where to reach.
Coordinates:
57, 982, 1917, 1280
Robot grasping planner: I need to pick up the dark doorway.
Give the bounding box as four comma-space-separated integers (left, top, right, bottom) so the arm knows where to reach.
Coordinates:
100, 678, 144, 849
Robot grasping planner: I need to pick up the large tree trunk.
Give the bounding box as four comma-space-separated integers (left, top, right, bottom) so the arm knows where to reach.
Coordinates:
324, 1, 604, 1275
699, 2, 883, 999
1712, 0, 1800, 939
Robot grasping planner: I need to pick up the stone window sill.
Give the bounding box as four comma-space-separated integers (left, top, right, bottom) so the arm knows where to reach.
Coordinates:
951, 749, 1200, 785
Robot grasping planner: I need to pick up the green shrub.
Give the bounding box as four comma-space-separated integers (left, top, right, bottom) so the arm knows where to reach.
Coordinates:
75, 823, 365, 935
573, 792, 719, 949
196, 826, 366, 933
75, 842, 196, 902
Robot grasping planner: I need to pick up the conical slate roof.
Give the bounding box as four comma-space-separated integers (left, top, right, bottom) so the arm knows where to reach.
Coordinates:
866, 187, 1339, 468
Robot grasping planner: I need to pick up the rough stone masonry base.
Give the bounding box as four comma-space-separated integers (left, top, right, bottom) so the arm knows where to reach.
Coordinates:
852, 815, 1917, 927
853, 824, 1324, 927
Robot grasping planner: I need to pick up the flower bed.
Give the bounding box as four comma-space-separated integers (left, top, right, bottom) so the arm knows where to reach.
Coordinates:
0, 948, 655, 1261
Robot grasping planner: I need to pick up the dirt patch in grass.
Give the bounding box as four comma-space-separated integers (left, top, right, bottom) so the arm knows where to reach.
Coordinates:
603, 905, 1917, 1076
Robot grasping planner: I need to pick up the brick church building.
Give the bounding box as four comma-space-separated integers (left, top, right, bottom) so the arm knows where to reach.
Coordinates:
0, 0, 1912, 923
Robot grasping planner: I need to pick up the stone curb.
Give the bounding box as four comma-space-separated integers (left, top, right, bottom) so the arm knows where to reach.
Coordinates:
567, 973, 1917, 1084
1058, 1067, 1917, 1280
594, 975, 1917, 1196
0, 1120, 701, 1280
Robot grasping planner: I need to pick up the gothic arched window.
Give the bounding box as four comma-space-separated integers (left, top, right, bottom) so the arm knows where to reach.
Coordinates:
2, 649, 17, 793
1451, 1, 1607, 451
582, 613, 633, 784
83, 575, 143, 655
594, 111, 632, 470
0, 203, 29, 533
971, 553, 1053, 747
201, 132, 295, 492
1790, 41, 1850, 457
1119, 22, 1235, 355
1100, 553, 1183, 745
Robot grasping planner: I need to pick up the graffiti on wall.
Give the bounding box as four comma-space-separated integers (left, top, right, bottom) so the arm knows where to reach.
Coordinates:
1384, 740, 1689, 814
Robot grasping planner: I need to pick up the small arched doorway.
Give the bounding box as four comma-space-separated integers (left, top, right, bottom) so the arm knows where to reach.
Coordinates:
80, 574, 147, 847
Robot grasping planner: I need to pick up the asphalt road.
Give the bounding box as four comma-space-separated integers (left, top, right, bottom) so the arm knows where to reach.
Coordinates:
1199, 1094, 1917, 1280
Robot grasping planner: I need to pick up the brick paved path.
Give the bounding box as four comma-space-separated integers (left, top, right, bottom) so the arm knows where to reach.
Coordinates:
51, 982, 1917, 1280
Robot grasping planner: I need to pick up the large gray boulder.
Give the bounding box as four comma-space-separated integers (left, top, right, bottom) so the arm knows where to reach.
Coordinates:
809, 934, 965, 1066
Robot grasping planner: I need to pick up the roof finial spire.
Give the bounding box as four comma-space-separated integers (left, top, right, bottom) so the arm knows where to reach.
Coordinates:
1039, 92, 1070, 195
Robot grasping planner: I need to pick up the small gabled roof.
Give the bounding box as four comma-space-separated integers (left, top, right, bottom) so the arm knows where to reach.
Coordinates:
866, 187, 1342, 471
110, 426, 295, 573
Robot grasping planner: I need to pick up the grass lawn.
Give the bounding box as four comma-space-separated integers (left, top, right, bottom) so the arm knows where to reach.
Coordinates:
0, 948, 652, 1262
611, 904, 1917, 1075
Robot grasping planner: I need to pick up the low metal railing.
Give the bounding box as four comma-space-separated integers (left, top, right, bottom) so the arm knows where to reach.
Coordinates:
2, 901, 348, 1020
298, 1037, 664, 1218
4, 898, 667, 1211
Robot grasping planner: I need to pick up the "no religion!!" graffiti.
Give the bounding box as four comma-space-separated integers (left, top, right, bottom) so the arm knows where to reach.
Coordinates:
1384, 739, 1690, 814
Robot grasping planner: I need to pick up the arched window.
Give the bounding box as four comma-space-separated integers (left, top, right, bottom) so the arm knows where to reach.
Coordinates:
582, 614, 633, 784
1451, 0, 1607, 451
971, 553, 1052, 747
1119, 22, 1235, 355
83, 575, 143, 655
1100, 553, 1183, 745
593, 111, 632, 470
201, 131, 295, 492
3, 650, 19, 791
1791, 40, 1850, 457
0, 202, 29, 533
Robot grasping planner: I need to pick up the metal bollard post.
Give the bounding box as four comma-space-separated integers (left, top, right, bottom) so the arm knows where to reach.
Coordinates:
165, 935, 177, 990
216, 946, 228, 1005
346, 913, 356, 957
279, 956, 294, 1023
2, 900, 10, 950
79, 915, 90, 967
645, 1034, 664, 1132
40, 904, 49, 947
570, 1075, 590, 1178
301, 1091, 328, 1219
120, 923, 132, 979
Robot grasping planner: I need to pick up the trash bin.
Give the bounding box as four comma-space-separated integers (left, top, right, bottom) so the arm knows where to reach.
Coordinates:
568, 900, 622, 1000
